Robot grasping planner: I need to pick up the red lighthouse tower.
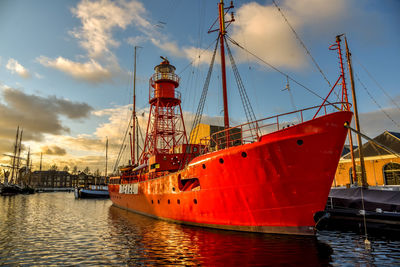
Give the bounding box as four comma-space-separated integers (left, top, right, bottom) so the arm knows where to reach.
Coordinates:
140, 57, 188, 172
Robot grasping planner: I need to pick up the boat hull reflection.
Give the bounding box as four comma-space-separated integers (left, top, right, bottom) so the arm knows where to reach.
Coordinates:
108, 206, 333, 266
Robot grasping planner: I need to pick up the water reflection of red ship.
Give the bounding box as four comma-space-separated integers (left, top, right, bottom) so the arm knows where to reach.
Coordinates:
108, 1, 353, 235
108, 206, 332, 266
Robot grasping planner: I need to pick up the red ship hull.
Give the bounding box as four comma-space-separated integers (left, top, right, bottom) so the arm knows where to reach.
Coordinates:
109, 111, 352, 235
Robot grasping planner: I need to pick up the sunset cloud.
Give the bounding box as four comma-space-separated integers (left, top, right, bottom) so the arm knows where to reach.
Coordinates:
230, 0, 349, 69
37, 56, 112, 84
41, 145, 67, 156
0, 86, 93, 144
70, 0, 149, 59
6, 58, 31, 78
38, 0, 150, 84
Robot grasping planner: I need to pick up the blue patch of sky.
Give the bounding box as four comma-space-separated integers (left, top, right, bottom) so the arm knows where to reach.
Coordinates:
1, 0, 399, 135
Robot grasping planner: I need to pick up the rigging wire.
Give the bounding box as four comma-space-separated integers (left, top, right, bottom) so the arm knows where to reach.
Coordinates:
113, 113, 133, 172
354, 72, 400, 130
226, 35, 337, 107
271, 0, 332, 88
189, 38, 219, 145
225, 36, 259, 136
231, 7, 262, 118
178, 38, 219, 76
282, 75, 300, 122
353, 56, 400, 113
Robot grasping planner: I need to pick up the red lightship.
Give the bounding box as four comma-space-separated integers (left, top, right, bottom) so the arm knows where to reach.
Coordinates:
109, 1, 353, 235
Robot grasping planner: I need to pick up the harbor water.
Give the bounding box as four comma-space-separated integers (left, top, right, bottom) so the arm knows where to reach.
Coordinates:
1, 192, 399, 266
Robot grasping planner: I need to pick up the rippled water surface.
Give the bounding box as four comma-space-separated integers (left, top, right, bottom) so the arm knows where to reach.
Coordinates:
1, 192, 399, 266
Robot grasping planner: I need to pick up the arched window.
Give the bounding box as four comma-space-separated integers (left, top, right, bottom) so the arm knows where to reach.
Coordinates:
349, 165, 361, 185
383, 162, 400, 185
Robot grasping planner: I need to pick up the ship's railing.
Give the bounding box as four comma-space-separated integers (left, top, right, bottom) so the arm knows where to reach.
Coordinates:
149, 88, 181, 101
150, 72, 180, 85
199, 102, 350, 154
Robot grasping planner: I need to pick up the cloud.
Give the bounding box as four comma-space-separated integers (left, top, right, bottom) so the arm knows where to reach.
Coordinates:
34, 73, 44, 79
6, 58, 31, 78
150, 38, 217, 65
70, 0, 149, 59
229, 0, 348, 69
37, 56, 112, 84
41, 145, 67, 156
92, 104, 137, 145
0, 86, 93, 146
358, 107, 400, 139
38, 0, 150, 84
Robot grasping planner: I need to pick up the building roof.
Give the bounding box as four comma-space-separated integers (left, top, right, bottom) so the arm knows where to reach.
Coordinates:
342, 145, 357, 156
388, 131, 400, 140
33, 170, 70, 175
343, 131, 400, 159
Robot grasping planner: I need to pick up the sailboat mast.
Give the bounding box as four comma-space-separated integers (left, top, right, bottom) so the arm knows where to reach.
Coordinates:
105, 137, 108, 178
218, 0, 230, 131
39, 152, 43, 186
345, 37, 367, 187
16, 129, 23, 185
10, 126, 19, 183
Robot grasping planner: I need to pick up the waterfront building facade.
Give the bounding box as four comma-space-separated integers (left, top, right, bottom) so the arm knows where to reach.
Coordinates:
334, 131, 400, 186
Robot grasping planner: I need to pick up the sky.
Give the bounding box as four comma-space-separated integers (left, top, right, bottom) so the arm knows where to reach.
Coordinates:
0, 0, 399, 175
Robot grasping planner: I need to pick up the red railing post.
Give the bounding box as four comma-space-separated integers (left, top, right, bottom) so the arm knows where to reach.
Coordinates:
277, 117, 279, 130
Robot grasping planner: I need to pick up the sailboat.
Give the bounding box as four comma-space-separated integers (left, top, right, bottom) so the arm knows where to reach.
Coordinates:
108, 0, 352, 235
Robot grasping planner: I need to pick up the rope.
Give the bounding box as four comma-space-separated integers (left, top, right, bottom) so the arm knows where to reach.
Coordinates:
178, 38, 219, 76
344, 124, 400, 158
354, 56, 400, 113
226, 35, 338, 107
354, 72, 400, 130
113, 113, 134, 172
188, 38, 219, 145
225, 36, 259, 137
271, 0, 332, 88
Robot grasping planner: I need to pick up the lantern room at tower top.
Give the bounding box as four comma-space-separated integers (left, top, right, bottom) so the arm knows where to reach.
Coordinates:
149, 57, 181, 106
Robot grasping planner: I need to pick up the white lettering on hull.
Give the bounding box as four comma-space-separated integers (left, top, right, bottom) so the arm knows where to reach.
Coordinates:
119, 183, 139, 194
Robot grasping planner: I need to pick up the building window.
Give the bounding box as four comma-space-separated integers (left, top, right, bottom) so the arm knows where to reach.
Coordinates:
383, 162, 400, 185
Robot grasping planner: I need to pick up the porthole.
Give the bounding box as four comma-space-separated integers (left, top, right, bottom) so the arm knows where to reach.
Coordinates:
177, 199, 180, 204
157, 200, 160, 204
241, 152, 247, 158
168, 199, 170, 204
172, 187, 175, 191
151, 200, 154, 204
194, 199, 198, 204
219, 158, 224, 164
202, 164, 206, 169
297, 139, 304, 146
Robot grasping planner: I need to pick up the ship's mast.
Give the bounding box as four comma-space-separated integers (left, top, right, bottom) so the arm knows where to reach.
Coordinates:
334, 35, 358, 185
132, 46, 137, 166
218, 0, 230, 131
345, 37, 367, 187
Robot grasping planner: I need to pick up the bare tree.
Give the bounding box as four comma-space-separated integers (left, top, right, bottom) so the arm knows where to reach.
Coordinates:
83, 166, 90, 174
72, 166, 78, 175
50, 164, 58, 171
